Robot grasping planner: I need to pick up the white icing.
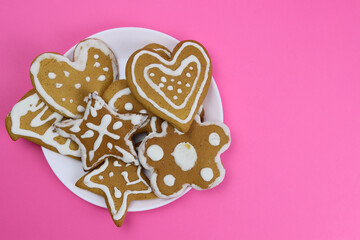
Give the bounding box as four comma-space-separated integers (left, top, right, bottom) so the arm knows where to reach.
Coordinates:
56, 83, 62, 88
109, 172, 114, 177
113, 160, 121, 167
177, 81, 182, 85
81, 130, 94, 138
167, 85, 173, 91
124, 102, 133, 111
209, 132, 220, 146
139, 109, 147, 114
98, 75, 106, 81
150, 73, 155, 77
186, 83, 190, 87
186, 72, 191, 77
107, 142, 113, 149
99, 175, 104, 180
152, 48, 171, 57
70, 99, 73, 103
171, 142, 197, 171
69, 124, 81, 133
9, 92, 80, 157
163, 174, 175, 186
64, 71, 70, 77
189, 66, 194, 70
121, 171, 141, 185
86, 114, 120, 160
83, 159, 152, 221
160, 76, 167, 82
114, 187, 122, 198
94, 54, 99, 59
200, 168, 214, 182
159, 83, 164, 88
30, 39, 119, 119
77, 105, 85, 112
94, 62, 100, 67
103, 67, 109, 72
177, 89, 182, 94
171, 78, 175, 82
48, 72, 56, 79
131, 115, 143, 125
112, 121, 123, 130
85, 76, 90, 82
75, 83, 81, 89
173, 96, 178, 100
108, 88, 131, 111
62, 98, 65, 101
146, 145, 163, 161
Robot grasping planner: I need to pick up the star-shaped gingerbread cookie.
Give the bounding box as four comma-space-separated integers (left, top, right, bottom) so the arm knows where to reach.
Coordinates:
76, 157, 156, 227
55, 93, 148, 171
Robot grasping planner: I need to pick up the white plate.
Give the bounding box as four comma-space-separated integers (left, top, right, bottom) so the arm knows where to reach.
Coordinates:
42, 27, 223, 212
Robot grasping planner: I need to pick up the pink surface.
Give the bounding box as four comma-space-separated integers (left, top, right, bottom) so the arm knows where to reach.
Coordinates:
1, 0, 360, 239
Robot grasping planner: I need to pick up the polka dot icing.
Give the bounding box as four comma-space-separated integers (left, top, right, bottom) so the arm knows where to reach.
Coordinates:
124, 102, 133, 111
163, 174, 175, 186
114, 187, 122, 198
200, 168, 214, 182
159, 83, 164, 88
167, 86, 173, 91
63, 71, 70, 77
98, 75, 106, 81
177, 81, 182, 85
85, 76, 90, 82
150, 73, 155, 77
171, 142, 197, 171
75, 83, 81, 89
113, 121, 123, 130
98, 175, 104, 180
94, 54, 99, 59
77, 105, 85, 112
186, 83, 190, 87
147, 145, 164, 161
161, 77, 167, 82
186, 72, 191, 77
94, 62, 100, 67
177, 89, 182, 94
48, 72, 56, 79
109, 172, 114, 177
56, 83, 62, 88
107, 142, 113, 149
209, 132, 220, 146
173, 96, 178, 100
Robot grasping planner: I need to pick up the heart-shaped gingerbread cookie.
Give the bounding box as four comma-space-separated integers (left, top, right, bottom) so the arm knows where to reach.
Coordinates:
30, 38, 118, 118
126, 40, 212, 132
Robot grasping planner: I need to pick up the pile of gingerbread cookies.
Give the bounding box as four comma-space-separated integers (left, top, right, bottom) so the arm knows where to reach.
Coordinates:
6, 38, 231, 227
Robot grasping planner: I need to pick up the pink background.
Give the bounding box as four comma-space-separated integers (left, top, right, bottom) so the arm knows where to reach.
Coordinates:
1, 0, 360, 239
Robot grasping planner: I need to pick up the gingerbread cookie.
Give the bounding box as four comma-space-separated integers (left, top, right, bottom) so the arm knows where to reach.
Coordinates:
5, 89, 80, 158
138, 116, 230, 198
55, 93, 147, 171
76, 157, 156, 227
30, 38, 118, 119
126, 40, 212, 132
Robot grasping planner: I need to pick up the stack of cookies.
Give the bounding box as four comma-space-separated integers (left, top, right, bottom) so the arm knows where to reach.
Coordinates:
5, 38, 231, 227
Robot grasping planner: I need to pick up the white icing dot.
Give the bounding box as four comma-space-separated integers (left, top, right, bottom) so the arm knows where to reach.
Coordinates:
186, 83, 191, 87
177, 89, 182, 94
94, 54, 99, 59
81, 130, 94, 138
98, 75, 106, 81
48, 72, 56, 79
63, 71, 70, 77
107, 142, 113, 149
109, 172, 114, 177
147, 145, 164, 161
171, 142, 197, 171
189, 66, 194, 70
75, 83, 81, 89
163, 175, 175, 187
167, 86, 173, 91
161, 76, 167, 82
209, 132, 221, 146
139, 109, 147, 114
98, 175, 104, 180
77, 105, 85, 112
173, 96, 178, 100
113, 160, 121, 167
56, 83, 62, 88
150, 73, 155, 77
94, 62, 100, 67
124, 102, 133, 111
69, 125, 81, 133
131, 115, 143, 125
200, 168, 214, 182
103, 67, 109, 72
186, 72, 191, 77
171, 78, 175, 82
177, 81, 182, 85
85, 76, 90, 82
159, 83, 164, 88
113, 121, 123, 130
70, 99, 73, 103
62, 98, 66, 102
114, 187, 122, 198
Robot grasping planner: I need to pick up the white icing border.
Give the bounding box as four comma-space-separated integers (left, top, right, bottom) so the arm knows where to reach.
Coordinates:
9, 91, 80, 157
55, 93, 147, 171
82, 158, 152, 221
31, 38, 119, 118
130, 41, 211, 124
138, 116, 231, 199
